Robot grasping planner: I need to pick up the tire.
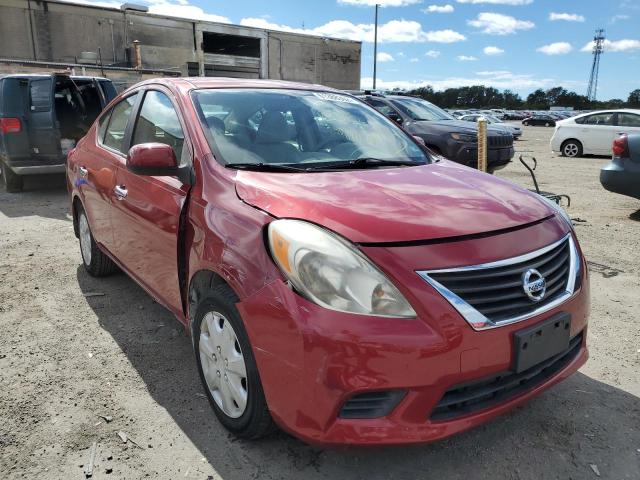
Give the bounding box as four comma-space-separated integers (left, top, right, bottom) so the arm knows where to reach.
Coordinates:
77, 206, 118, 277
545, 122, 550, 127
523, 122, 529, 126
561, 139, 583, 158
0, 161, 23, 193
193, 283, 274, 440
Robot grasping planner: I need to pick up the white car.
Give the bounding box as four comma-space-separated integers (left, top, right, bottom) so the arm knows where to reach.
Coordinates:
550, 109, 640, 157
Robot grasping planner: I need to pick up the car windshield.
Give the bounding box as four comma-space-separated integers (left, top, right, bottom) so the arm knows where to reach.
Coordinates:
191, 89, 429, 169
388, 97, 455, 121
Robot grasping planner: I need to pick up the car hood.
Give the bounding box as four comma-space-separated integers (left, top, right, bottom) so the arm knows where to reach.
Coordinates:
234, 160, 555, 243
408, 119, 508, 136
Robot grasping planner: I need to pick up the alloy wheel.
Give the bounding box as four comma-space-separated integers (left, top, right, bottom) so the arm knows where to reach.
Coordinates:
563, 143, 579, 157
199, 311, 248, 418
78, 212, 92, 266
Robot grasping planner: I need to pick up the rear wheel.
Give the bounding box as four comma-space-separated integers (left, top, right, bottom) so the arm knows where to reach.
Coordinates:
545, 122, 550, 127
561, 139, 583, 158
193, 284, 274, 439
523, 122, 529, 126
77, 206, 118, 277
0, 161, 23, 193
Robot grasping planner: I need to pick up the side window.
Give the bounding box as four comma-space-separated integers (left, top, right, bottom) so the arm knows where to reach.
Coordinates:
367, 99, 399, 118
618, 113, 640, 127
581, 113, 614, 126
97, 109, 112, 144
103, 93, 138, 153
131, 91, 184, 160
30, 78, 52, 112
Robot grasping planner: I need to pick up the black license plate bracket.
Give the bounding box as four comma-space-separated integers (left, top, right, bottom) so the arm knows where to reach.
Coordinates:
513, 313, 571, 373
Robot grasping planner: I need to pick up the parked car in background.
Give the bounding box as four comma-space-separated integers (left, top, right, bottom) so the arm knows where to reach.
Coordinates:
551, 109, 640, 158
68, 77, 588, 445
522, 115, 556, 127
359, 93, 514, 173
600, 133, 640, 200
0, 73, 116, 192
459, 113, 522, 139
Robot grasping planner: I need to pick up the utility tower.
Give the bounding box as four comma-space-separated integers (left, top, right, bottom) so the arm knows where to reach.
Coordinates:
586, 29, 606, 101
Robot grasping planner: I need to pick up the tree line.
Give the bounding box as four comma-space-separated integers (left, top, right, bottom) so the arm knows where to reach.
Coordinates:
391, 85, 640, 110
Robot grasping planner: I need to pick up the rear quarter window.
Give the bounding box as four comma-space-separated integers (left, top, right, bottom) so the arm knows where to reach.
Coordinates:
30, 78, 52, 112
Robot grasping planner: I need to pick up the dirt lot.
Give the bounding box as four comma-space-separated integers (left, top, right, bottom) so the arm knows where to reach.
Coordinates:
1, 124, 639, 480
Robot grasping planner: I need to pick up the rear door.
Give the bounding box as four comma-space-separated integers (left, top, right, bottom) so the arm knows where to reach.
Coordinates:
0, 78, 31, 161
110, 87, 190, 315
27, 76, 60, 160
616, 112, 640, 136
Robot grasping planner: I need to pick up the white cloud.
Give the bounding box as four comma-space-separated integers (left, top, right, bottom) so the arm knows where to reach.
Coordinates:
377, 52, 395, 62
537, 42, 573, 55
549, 12, 585, 22
410, 57, 420, 62
361, 70, 554, 91
457, 55, 478, 61
424, 4, 455, 13
424, 29, 467, 43
456, 0, 533, 4
146, 1, 231, 23
240, 18, 465, 43
610, 14, 630, 23
581, 39, 640, 52
338, 0, 422, 6
468, 12, 535, 35
425, 50, 442, 58
483, 45, 504, 55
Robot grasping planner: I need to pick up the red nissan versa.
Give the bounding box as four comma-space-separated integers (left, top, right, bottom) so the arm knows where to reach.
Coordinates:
67, 78, 589, 446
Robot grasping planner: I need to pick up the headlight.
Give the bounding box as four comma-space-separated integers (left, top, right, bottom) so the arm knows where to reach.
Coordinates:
268, 219, 416, 318
540, 196, 573, 229
450, 132, 477, 143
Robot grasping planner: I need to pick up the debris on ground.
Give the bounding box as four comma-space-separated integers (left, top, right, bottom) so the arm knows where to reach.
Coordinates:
98, 414, 113, 423
590, 464, 601, 477
117, 431, 143, 449
83, 292, 106, 297
84, 441, 97, 478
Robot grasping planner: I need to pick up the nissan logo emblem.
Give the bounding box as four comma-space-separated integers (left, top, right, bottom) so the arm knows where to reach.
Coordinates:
522, 268, 546, 302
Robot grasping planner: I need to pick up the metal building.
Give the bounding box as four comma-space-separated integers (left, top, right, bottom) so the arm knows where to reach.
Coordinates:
0, 0, 362, 90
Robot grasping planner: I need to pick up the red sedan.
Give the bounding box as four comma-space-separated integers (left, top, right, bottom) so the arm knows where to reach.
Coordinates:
67, 78, 589, 445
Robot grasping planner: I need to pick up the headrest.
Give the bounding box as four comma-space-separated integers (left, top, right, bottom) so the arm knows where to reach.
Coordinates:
206, 116, 225, 133
255, 111, 291, 144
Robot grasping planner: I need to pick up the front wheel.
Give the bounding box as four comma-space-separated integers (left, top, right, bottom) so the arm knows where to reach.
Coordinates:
545, 122, 550, 127
0, 161, 23, 193
523, 122, 529, 126
77, 206, 118, 277
561, 140, 583, 158
193, 284, 274, 439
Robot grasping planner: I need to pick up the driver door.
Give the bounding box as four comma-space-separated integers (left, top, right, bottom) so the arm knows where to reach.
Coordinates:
109, 88, 191, 316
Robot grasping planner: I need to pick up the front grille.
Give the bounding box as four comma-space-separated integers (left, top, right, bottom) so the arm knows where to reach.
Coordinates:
427, 238, 571, 324
339, 390, 406, 419
430, 331, 583, 421
489, 134, 513, 148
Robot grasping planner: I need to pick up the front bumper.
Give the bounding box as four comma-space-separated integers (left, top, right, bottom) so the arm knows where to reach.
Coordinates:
237, 225, 589, 446
446, 141, 514, 170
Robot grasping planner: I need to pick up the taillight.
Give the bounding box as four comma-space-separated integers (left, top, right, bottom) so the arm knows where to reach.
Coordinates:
0, 117, 21, 134
612, 135, 629, 157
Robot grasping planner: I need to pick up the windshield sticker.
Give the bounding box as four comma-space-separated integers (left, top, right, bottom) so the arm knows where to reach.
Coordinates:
312, 92, 359, 104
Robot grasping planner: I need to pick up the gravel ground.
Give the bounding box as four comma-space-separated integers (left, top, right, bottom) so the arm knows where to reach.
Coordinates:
1, 124, 639, 479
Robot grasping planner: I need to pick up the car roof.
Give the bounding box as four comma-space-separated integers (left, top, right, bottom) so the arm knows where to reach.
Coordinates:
0, 74, 110, 81
132, 76, 340, 93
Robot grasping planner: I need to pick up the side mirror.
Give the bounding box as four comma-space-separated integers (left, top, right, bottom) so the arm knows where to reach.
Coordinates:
127, 143, 177, 176
412, 135, 426, 146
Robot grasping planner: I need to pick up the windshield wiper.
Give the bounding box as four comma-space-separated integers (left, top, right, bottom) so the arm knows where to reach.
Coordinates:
306, 157, 424, 170
226, 162, 308, 172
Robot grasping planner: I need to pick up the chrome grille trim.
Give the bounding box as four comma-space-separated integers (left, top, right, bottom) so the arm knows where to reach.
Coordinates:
416, 233, 580, 331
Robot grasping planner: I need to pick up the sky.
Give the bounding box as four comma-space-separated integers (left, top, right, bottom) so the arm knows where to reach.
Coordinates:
66, 0, 640, 100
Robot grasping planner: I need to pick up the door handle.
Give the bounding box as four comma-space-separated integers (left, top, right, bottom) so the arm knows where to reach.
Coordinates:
79, 166, 88, 177
114, 185, 128, 200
